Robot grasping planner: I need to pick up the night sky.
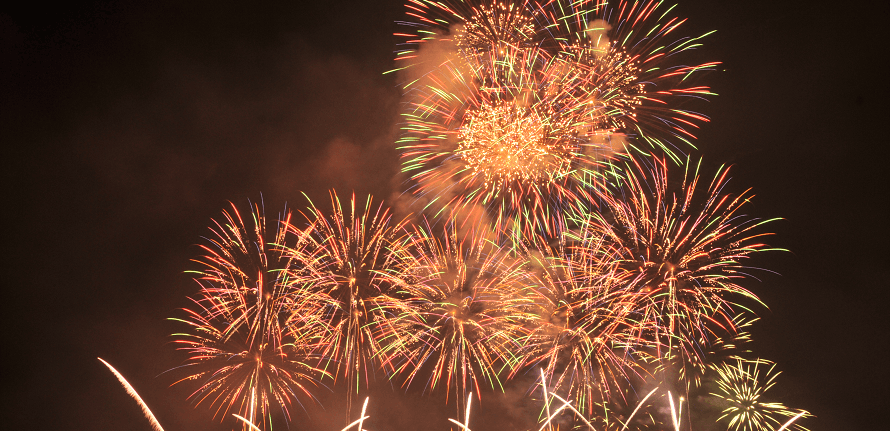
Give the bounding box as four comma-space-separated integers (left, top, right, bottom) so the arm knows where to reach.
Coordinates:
2, 1, 887, 430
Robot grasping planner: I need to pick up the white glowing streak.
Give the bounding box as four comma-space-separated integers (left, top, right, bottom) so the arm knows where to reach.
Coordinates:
97, 358, 165, 431
340, 416, 371, 431
339, 398, 371, 431
465, 392, 472, 431
549, 393, 598, 431
619, 387, 658, 431
540, 369, 552, 431
536, 400, 571, 431
249, 386, 257, 426
448, 393, 473, 431
339, 415, 370, 431
358, 397, 369, 431
776, 411, 807, 431
448, 418, 471, 431
667, 392, 682, 431
233, 414, 263, 431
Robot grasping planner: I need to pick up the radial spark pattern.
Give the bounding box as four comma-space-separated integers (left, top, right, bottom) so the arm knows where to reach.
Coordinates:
516, 235, 641, 415
171, 203, 325, 427
579, 156, 778, 388
283, 192, 413, 401
712, 359, 811, 431
386, 224, 534, 402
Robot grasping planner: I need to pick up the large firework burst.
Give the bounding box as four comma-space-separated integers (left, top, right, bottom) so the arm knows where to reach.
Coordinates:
398, 44, 610, 238
515, 234, 642, 415
283, 192, 413, 404
386, 222, 534, 403
530, 0, 720, 154
395, 0, 717, 239
155, 2, 809, 428
170, 202, 326, 428
578, 156, 779, 389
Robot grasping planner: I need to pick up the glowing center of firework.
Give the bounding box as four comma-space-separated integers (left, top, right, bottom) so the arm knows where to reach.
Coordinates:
458, 103, 576, 186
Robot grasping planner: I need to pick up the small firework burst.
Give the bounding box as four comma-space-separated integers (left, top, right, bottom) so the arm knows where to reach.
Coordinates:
712, 359, 811, 431
455, 1, 536, 60
396, 1, 536, 61
569, 44, 645, 133
646, 314, 760, 391
531, 0, 720, 154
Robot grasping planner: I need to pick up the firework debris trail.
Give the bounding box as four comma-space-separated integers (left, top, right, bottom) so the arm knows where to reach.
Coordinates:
151, 1, 813, 430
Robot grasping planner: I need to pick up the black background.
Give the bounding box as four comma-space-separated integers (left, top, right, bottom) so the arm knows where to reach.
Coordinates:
2, 1, 887, 430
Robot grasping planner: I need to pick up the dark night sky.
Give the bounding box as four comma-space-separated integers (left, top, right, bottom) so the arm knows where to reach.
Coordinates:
2, 1, 887, 430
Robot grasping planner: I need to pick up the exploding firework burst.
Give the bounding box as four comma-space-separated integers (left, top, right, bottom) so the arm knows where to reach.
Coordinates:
712, 359, 811, 431
569, 45, 645, 134
530, 0, 720, 154
155, 2, 809, 428
457, 101, 575, 186
283, 192, 413, 405
170, 202, 326, 428
386, 222, 534, 403
398, 44, 613, 238
644, 313, 759, 392
395, 0, 718, 239
396, 0, 537, 65
576, 156, 779, 391
454, 1, 536, 60
515, 234, 642, 415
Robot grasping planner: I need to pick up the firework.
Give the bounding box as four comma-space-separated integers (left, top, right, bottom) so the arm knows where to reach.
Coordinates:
99, 358, 166, 431
282, 192, 413, 406
396, 0, 719, 153
530, 0, 720, 154
398, 43, 610, 238
152, 2, 808, 428
395, 0, 717, 239
385, 222, 534, 403
589, 388, 665, 431
515, 234, 642, 415
454, 1, 536, 61
395, 0, 537, 67
712, 359, 811, 431
170, 202, 326, 429
448, 392, 474, 431
575, 156, 778, 387
338, 397, 371, 431
647, 313, 759, 391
